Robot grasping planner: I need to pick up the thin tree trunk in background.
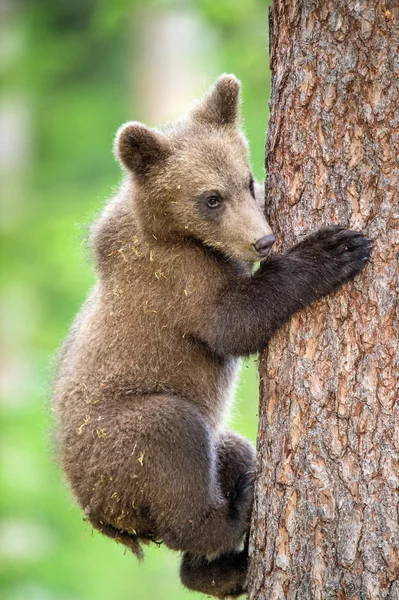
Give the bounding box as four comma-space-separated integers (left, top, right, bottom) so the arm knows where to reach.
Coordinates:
248, 2, 399, 599
133, 9, 216, 124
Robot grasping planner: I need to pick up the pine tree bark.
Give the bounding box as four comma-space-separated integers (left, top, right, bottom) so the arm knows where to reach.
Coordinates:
248, 2, 399, 599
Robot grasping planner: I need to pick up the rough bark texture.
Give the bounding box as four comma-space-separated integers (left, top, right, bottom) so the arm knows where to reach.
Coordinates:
248, 2, 399, 599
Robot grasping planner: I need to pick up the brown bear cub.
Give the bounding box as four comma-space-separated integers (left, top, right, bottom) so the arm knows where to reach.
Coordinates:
53, 75, 371, 598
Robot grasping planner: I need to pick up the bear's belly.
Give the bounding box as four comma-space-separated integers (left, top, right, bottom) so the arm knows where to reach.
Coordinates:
125, 337, 242, 429
56, 315, 242, 430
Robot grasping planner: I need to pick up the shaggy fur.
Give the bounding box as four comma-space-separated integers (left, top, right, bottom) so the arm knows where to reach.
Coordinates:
53, 75, 371, 599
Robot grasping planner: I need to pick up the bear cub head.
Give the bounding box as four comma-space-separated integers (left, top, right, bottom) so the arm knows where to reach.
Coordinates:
114, 74, 273, 263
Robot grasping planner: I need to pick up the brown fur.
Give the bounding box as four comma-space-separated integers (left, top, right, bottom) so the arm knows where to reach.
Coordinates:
53, 75, 371, 599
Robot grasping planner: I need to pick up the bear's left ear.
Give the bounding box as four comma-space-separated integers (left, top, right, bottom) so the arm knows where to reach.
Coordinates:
114, 121, 171, 176
191, 74, 241, 127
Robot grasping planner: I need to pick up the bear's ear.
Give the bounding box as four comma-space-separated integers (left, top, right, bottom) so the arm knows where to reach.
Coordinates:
191, 74, 241, 127
114, 122, 171, 176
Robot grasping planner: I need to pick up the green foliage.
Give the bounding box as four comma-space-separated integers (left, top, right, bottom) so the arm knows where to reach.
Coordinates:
1, 1, 270, 598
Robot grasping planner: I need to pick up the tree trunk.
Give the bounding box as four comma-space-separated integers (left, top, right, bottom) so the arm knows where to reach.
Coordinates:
248, 2, 399, 599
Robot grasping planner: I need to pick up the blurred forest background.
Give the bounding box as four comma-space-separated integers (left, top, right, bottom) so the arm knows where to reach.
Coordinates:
0, 1, 271, 598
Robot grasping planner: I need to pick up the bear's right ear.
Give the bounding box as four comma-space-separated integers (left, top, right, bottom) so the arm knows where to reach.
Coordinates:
114, 122, 171, 176
191, 74, 241, 127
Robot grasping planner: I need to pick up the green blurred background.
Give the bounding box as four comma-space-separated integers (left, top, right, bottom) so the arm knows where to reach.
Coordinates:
0, 1, 271, 598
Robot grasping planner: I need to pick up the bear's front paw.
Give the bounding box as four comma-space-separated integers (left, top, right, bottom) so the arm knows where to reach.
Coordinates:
290, 225, 372, 287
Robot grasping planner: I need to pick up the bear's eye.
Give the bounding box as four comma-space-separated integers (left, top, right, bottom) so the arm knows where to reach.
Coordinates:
249, 175, 255, 199
206, 195, 222, 209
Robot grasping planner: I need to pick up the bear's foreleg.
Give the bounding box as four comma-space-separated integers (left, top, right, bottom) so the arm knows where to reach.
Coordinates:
194, 226, 371, 356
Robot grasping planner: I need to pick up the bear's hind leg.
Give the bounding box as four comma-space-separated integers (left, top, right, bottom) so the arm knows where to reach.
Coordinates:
66, 394, 254, 563
130, 395, 252, 557
179, 430, 254, 597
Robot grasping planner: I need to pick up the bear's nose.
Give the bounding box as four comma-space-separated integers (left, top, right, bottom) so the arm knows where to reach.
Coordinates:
254, 234, 275, 257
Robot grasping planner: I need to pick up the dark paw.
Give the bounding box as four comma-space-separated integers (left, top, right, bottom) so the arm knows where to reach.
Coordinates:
180, 550, 248, 598
228, 471, 254, 521
290, 225, 372, 288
